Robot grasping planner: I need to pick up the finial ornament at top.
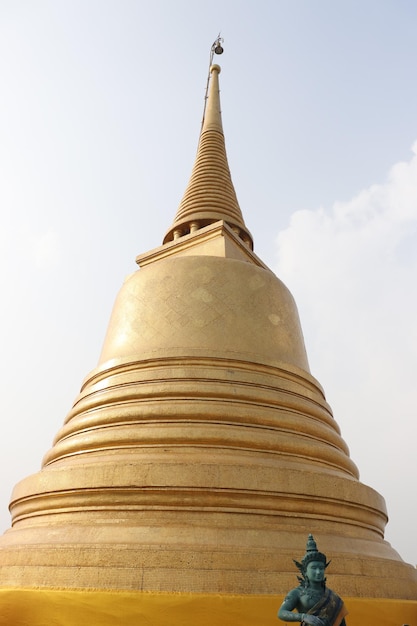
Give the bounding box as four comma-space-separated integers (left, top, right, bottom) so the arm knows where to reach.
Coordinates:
201, 35, 224, 132
278, 535, 348, 626
211, 33, 224, 59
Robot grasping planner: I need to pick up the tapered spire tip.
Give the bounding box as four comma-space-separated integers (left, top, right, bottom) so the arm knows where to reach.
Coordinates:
163, 39, 253, 250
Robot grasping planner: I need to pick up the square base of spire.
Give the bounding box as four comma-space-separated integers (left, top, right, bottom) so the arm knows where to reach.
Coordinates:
136, 221, 267, 269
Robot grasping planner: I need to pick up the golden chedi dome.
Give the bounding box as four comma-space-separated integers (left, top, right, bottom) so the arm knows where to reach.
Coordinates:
0, 58, 416, 624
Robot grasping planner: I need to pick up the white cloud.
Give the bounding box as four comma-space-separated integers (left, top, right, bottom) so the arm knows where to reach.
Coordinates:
275, 142, 417, 567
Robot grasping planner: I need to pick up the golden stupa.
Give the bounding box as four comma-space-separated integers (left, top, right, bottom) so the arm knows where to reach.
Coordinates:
0, 49, 416, 625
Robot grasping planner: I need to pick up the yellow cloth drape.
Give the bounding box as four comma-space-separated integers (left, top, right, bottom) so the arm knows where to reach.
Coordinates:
0, 589, 416, 625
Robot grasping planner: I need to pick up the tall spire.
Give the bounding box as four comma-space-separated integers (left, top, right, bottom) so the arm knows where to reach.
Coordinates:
163, 63, 253, 249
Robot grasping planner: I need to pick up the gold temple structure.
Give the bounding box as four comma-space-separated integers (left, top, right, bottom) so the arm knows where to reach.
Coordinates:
0, 59, 416, 625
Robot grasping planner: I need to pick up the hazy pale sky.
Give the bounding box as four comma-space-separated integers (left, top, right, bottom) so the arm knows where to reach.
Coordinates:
1, 1, 416, 568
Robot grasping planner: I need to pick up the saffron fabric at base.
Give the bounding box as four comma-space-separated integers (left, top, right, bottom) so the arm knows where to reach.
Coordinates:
0, 589, 416, 626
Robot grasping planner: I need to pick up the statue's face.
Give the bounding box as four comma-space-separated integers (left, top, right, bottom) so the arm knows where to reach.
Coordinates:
305, 560, 325, 583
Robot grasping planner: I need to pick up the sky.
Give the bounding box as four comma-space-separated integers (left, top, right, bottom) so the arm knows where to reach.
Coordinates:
0, 0, 416, 569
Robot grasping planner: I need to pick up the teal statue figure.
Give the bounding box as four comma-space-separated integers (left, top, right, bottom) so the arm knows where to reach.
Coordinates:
277, 534, 348, 626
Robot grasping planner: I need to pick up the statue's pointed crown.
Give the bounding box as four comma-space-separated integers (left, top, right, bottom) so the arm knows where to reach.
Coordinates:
163, 58, 253, 249
294, 534, 330, 574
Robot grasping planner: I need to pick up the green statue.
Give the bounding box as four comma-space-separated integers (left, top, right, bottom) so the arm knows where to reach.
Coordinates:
277, 534, 348, 626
